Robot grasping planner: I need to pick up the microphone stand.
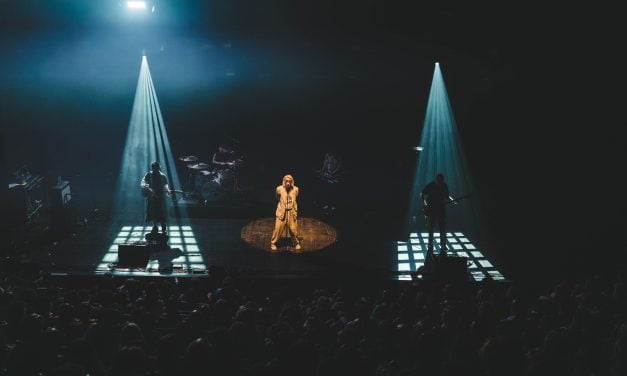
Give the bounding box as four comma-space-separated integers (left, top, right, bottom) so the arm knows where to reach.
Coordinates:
284, 186, 290, 242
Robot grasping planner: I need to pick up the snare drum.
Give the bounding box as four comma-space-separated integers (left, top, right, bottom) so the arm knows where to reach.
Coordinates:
213, 168, 235, 187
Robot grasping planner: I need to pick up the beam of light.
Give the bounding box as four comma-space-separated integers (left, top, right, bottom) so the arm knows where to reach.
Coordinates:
405, 63, 487, 259
104, 56, 206, 273
113, 55, 185, 221
127, 1, 147, 9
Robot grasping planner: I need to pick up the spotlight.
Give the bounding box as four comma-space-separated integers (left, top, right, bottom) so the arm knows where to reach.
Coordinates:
127, 1, 146, 9
412, 146, 424, 151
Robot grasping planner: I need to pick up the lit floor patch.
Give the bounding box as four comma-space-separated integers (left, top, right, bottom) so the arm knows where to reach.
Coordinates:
396, 232, 504, 281
99, 225, 207, 276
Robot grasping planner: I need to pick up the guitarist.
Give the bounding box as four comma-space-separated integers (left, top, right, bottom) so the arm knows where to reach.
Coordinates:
421, 173, 456, 255
140, 161, 172, 235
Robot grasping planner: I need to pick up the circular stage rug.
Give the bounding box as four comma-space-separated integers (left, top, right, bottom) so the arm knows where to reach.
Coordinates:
241, 217, 337, 253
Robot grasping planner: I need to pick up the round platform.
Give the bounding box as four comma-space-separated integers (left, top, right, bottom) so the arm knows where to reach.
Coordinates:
241, 217, 337, 253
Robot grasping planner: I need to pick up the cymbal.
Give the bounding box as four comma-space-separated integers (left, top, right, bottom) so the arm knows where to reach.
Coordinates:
179, 155, 199, 162
187, 162, 210, 170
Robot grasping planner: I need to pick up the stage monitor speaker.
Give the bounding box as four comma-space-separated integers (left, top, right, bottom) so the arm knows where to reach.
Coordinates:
49, 180, 74, 236
423, 255, 468, 281
436, 255, 468, 281
50, 180, 71, 208
118, 244, 151, 268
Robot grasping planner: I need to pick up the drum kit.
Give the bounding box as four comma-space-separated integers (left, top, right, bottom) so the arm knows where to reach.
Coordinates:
179, 156, 199, 163
178, 155, 240, 203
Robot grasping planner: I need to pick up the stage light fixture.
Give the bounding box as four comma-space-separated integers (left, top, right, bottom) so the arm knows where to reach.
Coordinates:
127, 1, 146, 9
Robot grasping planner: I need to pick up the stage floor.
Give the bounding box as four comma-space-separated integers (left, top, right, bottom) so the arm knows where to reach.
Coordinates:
29, 215, 394, 278
27, 212, 505, 281
394, 232, 506, 281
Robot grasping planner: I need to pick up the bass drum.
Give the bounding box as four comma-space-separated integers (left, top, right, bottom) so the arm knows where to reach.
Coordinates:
201, 181, 226, 202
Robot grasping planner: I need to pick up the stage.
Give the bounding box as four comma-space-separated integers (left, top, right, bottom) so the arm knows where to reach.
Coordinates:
26, 211, 396, 278
21, 205, 505, 282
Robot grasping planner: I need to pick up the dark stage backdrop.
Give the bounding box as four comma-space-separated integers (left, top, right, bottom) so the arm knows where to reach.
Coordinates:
1, 0, 624, 279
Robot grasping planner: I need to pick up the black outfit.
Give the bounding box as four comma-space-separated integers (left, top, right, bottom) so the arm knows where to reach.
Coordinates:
141, 171, 169, 231
421, 181, 450, 251
212, 150, 237, 170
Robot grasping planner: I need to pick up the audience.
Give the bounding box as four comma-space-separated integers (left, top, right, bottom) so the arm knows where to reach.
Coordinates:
0, 265, 625, 376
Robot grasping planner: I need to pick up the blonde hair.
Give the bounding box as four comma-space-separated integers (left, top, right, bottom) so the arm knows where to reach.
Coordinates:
282, 174, 294, 185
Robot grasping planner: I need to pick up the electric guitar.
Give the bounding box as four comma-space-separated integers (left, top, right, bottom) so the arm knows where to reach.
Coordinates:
422, 193, 472, 219
142, 187, 185, 198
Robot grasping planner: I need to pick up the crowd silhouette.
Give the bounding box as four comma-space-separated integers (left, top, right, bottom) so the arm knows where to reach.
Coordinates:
0, 264, 626, 376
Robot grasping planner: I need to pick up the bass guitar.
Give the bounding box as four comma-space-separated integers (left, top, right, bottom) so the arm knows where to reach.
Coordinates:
422, 193, 472, 219
142, 187, 185, 198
